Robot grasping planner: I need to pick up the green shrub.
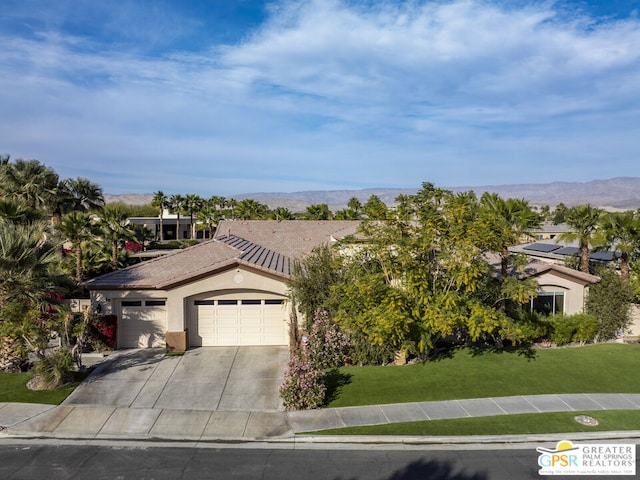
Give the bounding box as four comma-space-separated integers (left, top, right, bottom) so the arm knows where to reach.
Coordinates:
547, 314, 599, 345
34, 348, 74, 389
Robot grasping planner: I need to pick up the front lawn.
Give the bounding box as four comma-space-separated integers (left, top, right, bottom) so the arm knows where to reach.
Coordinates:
312, 410, 640, 436
0, 373, 84, 405
327, 343, 640, 408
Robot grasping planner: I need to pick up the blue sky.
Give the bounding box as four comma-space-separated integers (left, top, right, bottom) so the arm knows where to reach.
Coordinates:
1, 0, 640, 196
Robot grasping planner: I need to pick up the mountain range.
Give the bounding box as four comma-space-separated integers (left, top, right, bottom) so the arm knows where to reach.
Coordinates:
105, 177, 640, 212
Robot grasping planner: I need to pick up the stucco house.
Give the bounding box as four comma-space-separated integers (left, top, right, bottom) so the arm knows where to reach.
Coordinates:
83, 221, 360, 350
84, 220, 603, 350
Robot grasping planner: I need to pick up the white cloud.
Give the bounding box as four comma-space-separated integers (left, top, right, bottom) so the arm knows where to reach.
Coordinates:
1, 0, 640, 195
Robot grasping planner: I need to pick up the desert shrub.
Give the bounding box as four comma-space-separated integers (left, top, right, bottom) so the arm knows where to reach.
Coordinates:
548, 314, 599, 345
34, 348, 74, 389
586, 266, 632, 341
345, 329, 395, 366
306, 309, 349, 369
279, 353, 326, 410
513, 311, 551, 344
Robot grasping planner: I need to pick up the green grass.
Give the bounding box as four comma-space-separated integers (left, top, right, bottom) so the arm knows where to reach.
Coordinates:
311, 410, 640, 436
0, 372, 85, 405
327, 344, 640, 408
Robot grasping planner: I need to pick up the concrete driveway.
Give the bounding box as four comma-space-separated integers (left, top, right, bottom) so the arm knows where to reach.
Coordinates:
63, 346, 289, 412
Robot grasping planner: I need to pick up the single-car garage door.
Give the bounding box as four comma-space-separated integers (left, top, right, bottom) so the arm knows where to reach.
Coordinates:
119, 300, 167, 348
190, 298, 288, 347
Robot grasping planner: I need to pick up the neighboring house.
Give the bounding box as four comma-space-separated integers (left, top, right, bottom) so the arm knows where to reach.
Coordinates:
83, 221, 360, 350
524, 222, 573, 242
486, 253, 600, 316
128, 214, 197, 241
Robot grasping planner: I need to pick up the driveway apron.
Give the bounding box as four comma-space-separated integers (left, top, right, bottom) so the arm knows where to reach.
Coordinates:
63, 346, 289, 412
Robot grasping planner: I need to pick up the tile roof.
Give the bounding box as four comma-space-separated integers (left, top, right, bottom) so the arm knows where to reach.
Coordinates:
84, 220, 361, 290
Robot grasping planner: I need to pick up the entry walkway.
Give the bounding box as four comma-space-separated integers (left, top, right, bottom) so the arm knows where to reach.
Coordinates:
2, 393, 640, 441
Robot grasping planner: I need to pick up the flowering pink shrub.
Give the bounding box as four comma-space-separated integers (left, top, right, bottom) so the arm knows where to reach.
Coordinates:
125, 241, 142, 252
279, 353, 326, 410
306, 309, 349, 369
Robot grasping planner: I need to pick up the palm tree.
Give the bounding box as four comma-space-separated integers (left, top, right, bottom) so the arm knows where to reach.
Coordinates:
559, 204, 602, 274
303, 203, 332, 220
184, 193, 203, 239
480, 193, 540, 279
596, 211, 640, 286
0, 219, 66, 306
197, 206, 221, 239
270, 207, 295, 220
56, 212, 97, 283
0, 198, 42, 224
169, 194, 184, 240
151, 191, 168, 241
51, 177, 104, 225
235, 199, 268, 220
98, 206, 133, 270
0, 158, 59, 211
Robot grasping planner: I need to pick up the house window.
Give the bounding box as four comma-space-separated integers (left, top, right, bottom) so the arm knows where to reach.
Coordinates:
194, 300, 215, 306
241, 300, 261, 305
531, 291, 565, 315
145, 300, 166, 307
121, 300, 142, 307
264, 299, 285, 305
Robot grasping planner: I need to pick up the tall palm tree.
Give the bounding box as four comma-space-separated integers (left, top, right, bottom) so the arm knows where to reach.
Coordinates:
559, 204, 602, 274
151, 191, 168, 241
56, 212, 97, 283
197, 206, 221, 239
303, 203, 332, 220
169, 194, 185, 240
98, 206, 133, 271
184, 193, 203, 239
480, 193, 540, 279
51, 177, 104, 225
270, 207, 294, 220
596, 211, 640, 286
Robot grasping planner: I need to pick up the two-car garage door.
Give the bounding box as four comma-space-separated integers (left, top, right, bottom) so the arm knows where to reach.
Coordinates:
190, 298, 288, 347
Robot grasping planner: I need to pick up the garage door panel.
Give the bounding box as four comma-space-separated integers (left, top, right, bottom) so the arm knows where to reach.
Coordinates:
190, 298, 287, 347
120, 304, 166, 349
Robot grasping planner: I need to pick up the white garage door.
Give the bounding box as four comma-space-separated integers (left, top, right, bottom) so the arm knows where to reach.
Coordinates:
119, 300, 167, 348
190, 299, 288, 347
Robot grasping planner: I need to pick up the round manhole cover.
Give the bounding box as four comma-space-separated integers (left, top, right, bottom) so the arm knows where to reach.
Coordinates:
574, 415, 599, 426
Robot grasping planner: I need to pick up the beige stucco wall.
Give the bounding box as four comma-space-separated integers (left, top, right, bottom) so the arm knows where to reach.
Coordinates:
534, 270, 590, 316
626, 304, 640, 340
89, 265, 290, 335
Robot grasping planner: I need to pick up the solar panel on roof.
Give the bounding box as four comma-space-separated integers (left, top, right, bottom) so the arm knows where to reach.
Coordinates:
523, 243, 562, 253
555, 247, 580, 256
590, 250, 619, 261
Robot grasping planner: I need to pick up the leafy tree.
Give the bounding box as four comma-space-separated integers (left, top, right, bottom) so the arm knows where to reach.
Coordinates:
586, 266, 632, 341
552, 203, 569, 224
288, 243, 343, 329
303, 203, 332, 220
559, 204, 602, 273
152, 191, 169, 241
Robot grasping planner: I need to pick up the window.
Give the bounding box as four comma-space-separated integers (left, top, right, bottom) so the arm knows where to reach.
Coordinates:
145, 300, 166, 307
264, 299, 285, 305
241, 300, 261, 305
532, 291, 565, 315
121, 300, 142, 307
218, 300, 238, 306
194, 300, 215, 306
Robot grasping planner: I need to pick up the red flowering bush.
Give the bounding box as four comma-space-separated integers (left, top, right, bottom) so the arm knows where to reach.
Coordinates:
87, 314, 117, 350
125, 241, 142, 252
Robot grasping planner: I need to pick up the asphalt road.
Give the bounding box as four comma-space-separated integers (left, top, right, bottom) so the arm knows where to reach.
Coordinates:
0, 442, 636, 480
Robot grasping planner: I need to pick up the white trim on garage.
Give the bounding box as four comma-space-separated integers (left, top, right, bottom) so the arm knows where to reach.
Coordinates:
118, 299, 167, 348
189, 295, 288, 347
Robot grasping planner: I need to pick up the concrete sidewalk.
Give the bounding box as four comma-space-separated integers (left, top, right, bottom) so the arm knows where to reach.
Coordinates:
2, 393, 640, 442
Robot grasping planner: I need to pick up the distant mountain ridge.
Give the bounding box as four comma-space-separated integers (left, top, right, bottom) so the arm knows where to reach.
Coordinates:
105, 177, 640, 212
